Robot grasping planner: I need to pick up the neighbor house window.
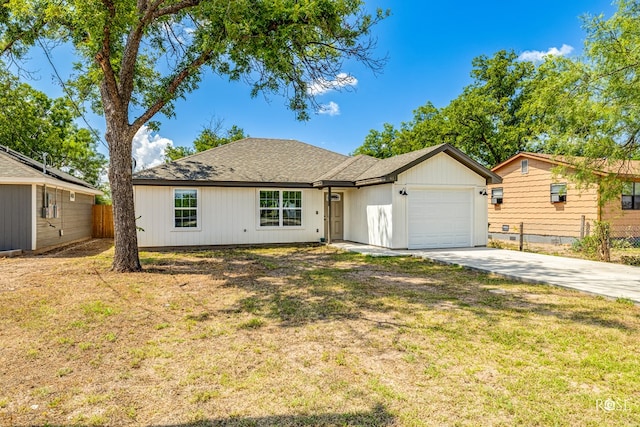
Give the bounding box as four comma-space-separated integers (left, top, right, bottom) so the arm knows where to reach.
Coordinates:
491, 187, 503, 204
174, 189, 198, 228
550, 183, 567, 203
622, 182, 640, 210
521, 159, 529, 174
259, 190, 302, 227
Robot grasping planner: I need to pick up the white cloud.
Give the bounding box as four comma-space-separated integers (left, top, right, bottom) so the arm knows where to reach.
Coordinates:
318, 101, 340, 116
132, 126, 174, 171
518, 44, 574, 62
307, 72, 358, 96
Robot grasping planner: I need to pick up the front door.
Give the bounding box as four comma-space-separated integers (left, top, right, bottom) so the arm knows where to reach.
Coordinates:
324, 192, 344, 241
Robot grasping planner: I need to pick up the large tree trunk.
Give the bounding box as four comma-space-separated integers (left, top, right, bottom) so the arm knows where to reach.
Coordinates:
103, 90, 142, 272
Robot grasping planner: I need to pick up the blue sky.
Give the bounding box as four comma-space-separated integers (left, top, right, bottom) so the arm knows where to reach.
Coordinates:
19, 0, 617, 168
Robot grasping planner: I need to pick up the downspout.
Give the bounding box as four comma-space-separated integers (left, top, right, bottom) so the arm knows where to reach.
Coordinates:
327, 186, 332, 245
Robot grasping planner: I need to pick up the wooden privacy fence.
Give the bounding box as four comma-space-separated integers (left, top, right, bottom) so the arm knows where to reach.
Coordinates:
92, 205, 114, 238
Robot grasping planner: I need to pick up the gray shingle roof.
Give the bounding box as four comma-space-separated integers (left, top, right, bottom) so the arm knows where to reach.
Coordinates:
134, 138, 349, 184
133, 138, 500, 187
0, 150, 43, 179
0, 145, 98, 190
314, 154, 379, 183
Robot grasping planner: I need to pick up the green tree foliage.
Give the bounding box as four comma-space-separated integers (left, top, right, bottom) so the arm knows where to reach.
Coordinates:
163, 145, 194, 162
1, 0, 387, 271
353, 123, 398, 158
164, 119, 247, 161
584, 0, 640, 156
521, 0, 640, 208
354, 50, 538, 166
0, 64, 105, 185
442, 51, 537, 166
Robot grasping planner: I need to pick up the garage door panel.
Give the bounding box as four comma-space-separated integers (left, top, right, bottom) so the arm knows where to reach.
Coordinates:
408, 189, 472, 249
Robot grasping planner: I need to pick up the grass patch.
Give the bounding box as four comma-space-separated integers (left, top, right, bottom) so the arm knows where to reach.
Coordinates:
616, 297, 635, 306
56, 367, 73, 377
239, 317, 265, 329
81, 300, 116, 317
0, 240, 638, 426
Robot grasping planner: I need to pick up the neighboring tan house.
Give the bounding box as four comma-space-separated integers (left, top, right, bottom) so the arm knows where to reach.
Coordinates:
0, 145, 102, 252
488, 152, 640, 244
133, 138, 501, 249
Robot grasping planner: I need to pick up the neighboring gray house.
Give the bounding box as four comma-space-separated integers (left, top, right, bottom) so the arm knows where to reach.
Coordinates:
133, 138, 501, 249
0, 146, 102, 252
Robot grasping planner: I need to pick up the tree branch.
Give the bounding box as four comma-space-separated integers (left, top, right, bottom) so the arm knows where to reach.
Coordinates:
131, 51, 211, 132
153, 0, 202, 20
119, 0, 202, 106
0, 13, 47, 57
96, 0, 120, 105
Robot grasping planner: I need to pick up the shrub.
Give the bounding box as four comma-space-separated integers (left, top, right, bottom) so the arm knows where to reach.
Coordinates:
571, 235, 600, 257
621, 255, 640, 266
572, 221, 611, 261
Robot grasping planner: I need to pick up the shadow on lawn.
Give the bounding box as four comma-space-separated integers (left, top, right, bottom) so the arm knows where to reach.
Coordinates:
7, 403, 394, 427
135, 245, 636, 332
162, 403, 393, 427
34, 238, 115, 258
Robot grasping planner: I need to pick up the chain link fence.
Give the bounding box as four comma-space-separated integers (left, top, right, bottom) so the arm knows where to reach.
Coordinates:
488, 220, 640, 249
610, 224, 640, 248
488, 219, 640, 264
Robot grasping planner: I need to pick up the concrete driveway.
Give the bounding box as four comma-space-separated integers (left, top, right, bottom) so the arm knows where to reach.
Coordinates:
332, 242, 640, 303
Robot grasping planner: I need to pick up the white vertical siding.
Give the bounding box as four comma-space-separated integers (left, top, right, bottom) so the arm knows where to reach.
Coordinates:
344, 184, 393, 247
134, 186, 325, 247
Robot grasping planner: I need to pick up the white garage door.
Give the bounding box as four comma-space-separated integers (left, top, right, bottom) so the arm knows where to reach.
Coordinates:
408, 189, 472, 249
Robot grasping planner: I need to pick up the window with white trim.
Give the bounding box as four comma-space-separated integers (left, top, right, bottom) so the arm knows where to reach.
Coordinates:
521, 159, 528, 174
550, 183, 567, 203
174, 189, 198, 228
491, 187, 503, 204
259, 190, 302, 227
622, 182, 640, 210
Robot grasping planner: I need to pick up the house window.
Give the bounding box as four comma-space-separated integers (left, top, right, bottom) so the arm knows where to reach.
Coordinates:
521, 159, 529, 174
550, 183, 567, 203
491, 188, 503, 204
622, 182, 640, 210
259, 190, 302, 227
283, 191, 302, 226
174, 189, 198, 228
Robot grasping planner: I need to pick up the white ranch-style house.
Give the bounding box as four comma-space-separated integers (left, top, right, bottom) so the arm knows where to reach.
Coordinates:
132, 138, 501, 249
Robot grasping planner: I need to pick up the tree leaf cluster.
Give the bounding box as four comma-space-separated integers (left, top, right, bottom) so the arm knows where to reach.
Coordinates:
164, 118, 247, 161
355, 50, 539, 167
0, 63, 106, 185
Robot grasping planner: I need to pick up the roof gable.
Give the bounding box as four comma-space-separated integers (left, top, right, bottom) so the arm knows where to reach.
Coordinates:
355, 144, 502, 185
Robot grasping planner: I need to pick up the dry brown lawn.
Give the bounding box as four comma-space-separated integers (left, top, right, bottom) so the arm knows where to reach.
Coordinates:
0, 239, 639, 426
